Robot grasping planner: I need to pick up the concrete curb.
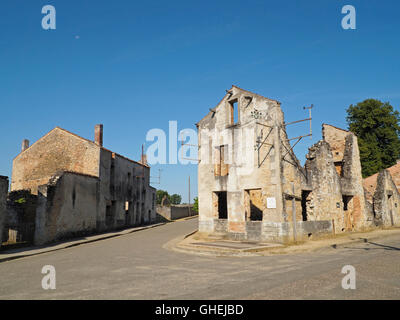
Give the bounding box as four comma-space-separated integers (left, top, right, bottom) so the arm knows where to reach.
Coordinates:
164, 214, 199, 223
169, 228, 400, 257
0, 222, 167, 263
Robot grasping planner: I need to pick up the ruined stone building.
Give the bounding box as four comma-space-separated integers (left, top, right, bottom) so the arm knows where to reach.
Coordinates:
363, 161, 400, 227
196, 86, 377, 243
2, 125, 156, 246
363, 161, 400, 202
308, 124, 372, 232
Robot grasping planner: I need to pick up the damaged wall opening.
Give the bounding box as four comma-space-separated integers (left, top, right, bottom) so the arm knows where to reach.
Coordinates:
334, 161, 343, 176
301, 190, 312, 221
214, 191, 228, 219
342, 195, 353, 211
214, 145, 229, 177
229, 99, 239, 125
245, 189, 263, 221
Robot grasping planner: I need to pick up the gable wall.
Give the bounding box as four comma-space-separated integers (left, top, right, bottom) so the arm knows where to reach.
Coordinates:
11, 129, 100, 193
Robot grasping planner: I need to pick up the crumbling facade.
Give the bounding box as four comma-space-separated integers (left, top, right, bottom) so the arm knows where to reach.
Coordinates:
372, 170, 400, 227
3, 125, 156, 246
304, 124, 373, 232
364, 161, 400, 202
196, 86, 375, 243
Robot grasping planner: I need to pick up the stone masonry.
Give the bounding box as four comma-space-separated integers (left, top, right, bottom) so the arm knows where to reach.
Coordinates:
197, 87, 377, 243
372, 170, 400, 227
3, 125, 156, 246
196, 86, 335, 243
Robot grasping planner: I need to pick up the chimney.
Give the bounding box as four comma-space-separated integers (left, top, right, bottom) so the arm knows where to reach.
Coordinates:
21, 139, 29, 152
140, 144, 147, 165
94, 124, 103, 147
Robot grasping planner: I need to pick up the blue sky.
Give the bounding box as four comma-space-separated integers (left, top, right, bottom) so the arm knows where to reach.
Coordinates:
1, 0, 399, 202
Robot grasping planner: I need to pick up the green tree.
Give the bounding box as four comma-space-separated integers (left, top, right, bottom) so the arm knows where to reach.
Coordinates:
156, 190, 169, 205
346, 99, 400, 177
169, 194, 182, 205
192, 197, 198, 213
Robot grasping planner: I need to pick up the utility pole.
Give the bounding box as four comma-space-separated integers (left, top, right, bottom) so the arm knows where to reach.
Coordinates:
292, 183, 297, 243
188, 176, 191, 216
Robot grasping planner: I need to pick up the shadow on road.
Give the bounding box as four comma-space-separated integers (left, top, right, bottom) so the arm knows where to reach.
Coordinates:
344, 239, 400, 251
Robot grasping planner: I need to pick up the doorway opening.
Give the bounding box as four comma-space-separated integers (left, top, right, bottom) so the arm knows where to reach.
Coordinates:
214, 191, 228, 219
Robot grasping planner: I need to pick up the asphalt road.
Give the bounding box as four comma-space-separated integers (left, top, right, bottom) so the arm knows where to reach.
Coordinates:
0, 218, 399, 299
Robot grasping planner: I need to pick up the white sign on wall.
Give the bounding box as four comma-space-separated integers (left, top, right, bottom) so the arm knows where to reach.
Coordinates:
267, 197, 276, 209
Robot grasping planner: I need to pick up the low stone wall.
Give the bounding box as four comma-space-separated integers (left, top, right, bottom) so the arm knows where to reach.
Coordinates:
156, 205, 195, 221
34, 172, 99, 245
0, 176, 9, 247
4, 190, 38, 244
205, 218, 333, 243
199, 219, 213, 233
214, 219, 228, 233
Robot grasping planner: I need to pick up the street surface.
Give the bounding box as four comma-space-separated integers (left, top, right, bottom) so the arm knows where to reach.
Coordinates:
0, 218, 399, 299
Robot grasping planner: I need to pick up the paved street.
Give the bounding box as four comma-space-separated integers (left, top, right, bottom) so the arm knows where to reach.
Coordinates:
0, 218, 399, 299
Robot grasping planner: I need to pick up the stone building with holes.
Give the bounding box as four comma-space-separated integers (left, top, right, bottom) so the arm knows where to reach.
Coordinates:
304, 124, 373, 233
196, 86, 374, 243
4, 125, 156, 246
363, 161, 400, 228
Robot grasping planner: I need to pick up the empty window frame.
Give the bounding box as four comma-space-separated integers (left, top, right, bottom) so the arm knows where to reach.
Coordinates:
214, 145, 229, 177
229, 99, 239, 125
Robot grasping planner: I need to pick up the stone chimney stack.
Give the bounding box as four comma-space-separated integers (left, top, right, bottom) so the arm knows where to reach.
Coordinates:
140, 144, 147, 165
21, 139, 29, 152
94, 124, 103, 147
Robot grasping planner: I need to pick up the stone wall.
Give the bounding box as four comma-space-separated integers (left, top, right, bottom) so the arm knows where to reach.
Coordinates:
98, 149, 156, 231
373, 170, 400, 227
197, 85, 304, 238
196, 88, 380, 244
204, 220, 333, 243
341, 133, 373, 230
11, 127, 100, 193
0, 176, 8, 248
4, 190, 38, 244
156, 204, 194, 220
364, 160, 400, 203
34, 171, 100, 245
322, 124, 350, 164
304, 140, 345, 233
10, 125, 156, 243
262, 221, 333, 243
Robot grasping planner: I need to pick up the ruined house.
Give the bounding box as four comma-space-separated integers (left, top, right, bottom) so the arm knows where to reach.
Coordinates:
4, 125, 156, 246
371, 170, 400, 227
307, 124, 372, 231
362, 161, 400, 228
196, 86, 374, 243
363, 160, 400, 202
